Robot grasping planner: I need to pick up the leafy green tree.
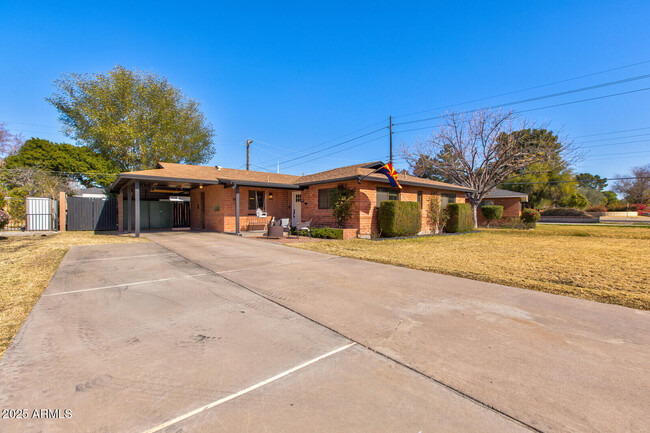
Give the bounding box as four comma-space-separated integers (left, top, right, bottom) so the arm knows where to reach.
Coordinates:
3, 138, 119, 187
577, 186, 606, 206
576, 173, 607, 190
47, 65, 215, 171
330, 184, 356, 228
411, 152, 454, 183
501, 162, 576, 208
602, 191, 619, 206
566, 192, 589, 210
499, 129, 576, 208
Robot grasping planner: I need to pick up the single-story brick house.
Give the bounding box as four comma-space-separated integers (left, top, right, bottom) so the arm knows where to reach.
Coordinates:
110, 161, 473, 238
474, 188, 528, 227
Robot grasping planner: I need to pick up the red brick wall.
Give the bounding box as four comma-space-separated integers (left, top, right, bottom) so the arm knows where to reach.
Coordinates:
301, 180, 466, 236
476, 198, 522, 226
301, 181, 361, 230
190, 185, 292, 232
189, 182, 467, 236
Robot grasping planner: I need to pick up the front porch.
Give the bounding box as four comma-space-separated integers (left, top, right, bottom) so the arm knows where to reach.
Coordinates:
189, 183, 299, 235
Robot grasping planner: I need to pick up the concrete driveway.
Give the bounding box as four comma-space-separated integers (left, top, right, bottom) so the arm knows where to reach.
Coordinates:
0, 241, 528, 432
144, 231, 650, 433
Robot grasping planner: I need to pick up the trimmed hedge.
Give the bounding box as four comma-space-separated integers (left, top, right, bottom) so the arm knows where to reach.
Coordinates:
445, 203, 474, 233
290, 226, 343, 239
540, 208, 589, 217
378, 201, 421, 237
480, 205, 503, 227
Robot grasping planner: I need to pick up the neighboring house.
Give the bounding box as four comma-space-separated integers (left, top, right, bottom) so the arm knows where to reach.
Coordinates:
474, 188, 528, 226
75, 187, 109, 198
110, 161, 473, 238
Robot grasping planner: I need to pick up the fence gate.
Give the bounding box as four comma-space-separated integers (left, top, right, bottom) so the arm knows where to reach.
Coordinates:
25, 197, 58, 231
3, 197, 26, 231
67, 197, 118, 231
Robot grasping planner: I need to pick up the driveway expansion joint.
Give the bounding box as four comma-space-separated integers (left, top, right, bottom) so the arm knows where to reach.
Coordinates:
150, 240, 545, 433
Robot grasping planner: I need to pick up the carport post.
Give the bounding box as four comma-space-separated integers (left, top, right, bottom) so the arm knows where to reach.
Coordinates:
134, 180, 140, 237
127, 186, 132, 233
235, 184, 240, 234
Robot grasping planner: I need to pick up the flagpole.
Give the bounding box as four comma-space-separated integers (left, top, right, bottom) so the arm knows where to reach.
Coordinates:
357, 166, 384, 184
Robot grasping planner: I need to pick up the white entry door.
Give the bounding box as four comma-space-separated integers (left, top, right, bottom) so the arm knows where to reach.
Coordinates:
292, 192, 302, 226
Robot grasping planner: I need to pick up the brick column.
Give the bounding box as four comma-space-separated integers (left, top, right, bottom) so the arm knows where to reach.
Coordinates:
58, 191, 67, 232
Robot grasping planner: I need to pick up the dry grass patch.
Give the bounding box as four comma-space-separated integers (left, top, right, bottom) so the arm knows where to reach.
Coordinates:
293, 225, 650, 310
0, 232, 147, 358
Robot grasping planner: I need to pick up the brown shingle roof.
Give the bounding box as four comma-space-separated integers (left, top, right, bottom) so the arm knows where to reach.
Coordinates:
294, 161, 382, 184
111, 161, 474, 192
296, 162, 474, 192
115, 162, 299, 187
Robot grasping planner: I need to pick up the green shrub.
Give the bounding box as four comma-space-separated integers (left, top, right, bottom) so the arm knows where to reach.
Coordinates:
290, 226, 343, 239
521, 208, 541, 228
540, 208, 589, 217
378, 201, 421, 237
330, 184, 356, 228
427, 195, 449, 234
0, 193, 5, 209
480, 205, 504, 228
444, 203, 473, 233
566, 192, 589, 210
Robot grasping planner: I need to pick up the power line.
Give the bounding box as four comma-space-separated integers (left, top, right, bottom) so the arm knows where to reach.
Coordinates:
247, 163, 276, 173
500, 176, 650, 186
586, 150, 650, 157
579, 139, 650, 149
393, 73, 650, 127
0, 168, 118, 176
573, 126, 650, 138
575, 133, 650, 144
266, 127, 387, 169
281, 134, 389, 171
257, 119, 388, 168
393, 86, 650, 135
2, 121, 60, 129
393, 59, 650, 119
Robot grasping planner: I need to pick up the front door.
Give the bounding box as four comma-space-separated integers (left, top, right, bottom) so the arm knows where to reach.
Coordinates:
292, 192, 302, 225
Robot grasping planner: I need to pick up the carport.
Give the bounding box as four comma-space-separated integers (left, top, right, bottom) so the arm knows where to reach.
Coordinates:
111, 174, 214, 236
110, 163, 299, 235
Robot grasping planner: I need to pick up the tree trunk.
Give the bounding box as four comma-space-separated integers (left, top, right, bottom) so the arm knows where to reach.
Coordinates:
471, 203, 478, 229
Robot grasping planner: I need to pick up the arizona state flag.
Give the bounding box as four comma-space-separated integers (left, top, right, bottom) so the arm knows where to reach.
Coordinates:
376, 162, 402, 189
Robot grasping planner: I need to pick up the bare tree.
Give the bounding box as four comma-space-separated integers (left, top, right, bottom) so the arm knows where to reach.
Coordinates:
613, 164, 650, 203
0, 122, 24, 163
401, 109, 574, 228
1, 167, 78, 199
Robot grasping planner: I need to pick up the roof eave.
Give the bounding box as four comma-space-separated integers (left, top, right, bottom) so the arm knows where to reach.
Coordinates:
110, 173, 222, 192
219, 179, 301, 189
298, 175, 475, 192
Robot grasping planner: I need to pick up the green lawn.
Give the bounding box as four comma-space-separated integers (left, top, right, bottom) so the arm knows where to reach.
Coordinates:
292, 225, 650, 310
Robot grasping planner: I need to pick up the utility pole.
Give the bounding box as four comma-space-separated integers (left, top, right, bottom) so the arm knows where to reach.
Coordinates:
389, 115, 393, 164
246, 139, 253, 170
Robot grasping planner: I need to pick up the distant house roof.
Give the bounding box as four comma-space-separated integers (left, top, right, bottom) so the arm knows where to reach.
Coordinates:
482, 188, 528, 201
110, 161, 475, 193
75, 187, 108, 197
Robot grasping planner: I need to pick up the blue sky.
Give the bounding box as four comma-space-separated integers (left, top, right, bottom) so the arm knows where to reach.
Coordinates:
1, 1, 649, 181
